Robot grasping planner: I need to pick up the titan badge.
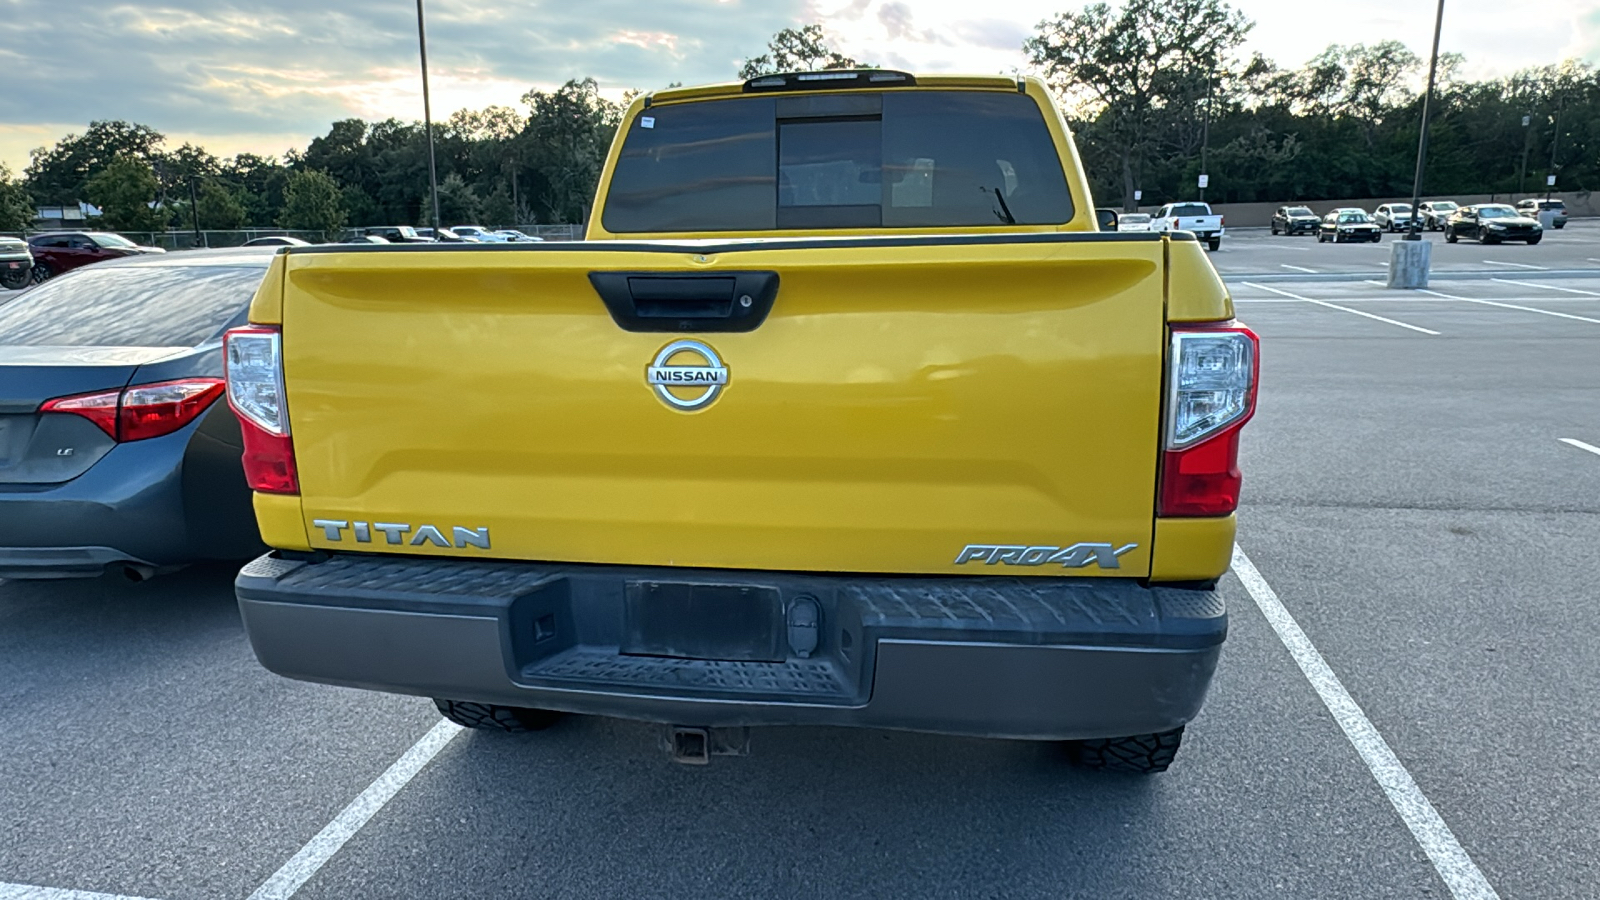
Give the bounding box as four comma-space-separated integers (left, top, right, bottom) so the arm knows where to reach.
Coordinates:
955, 543, 1138, 570
312, 519, 491, 549
646, 339, 728, 411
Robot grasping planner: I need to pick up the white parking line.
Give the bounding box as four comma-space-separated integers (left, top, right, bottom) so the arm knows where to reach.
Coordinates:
0, 885, 164, 900
1241, 283, 1441, 334
1482, 260, 1546, 270
1231, 547, 1501, 900
1418, 289, 1600, 324
247, 719, 464, 900
1560, 438, 1600, 458
1490, 278, 1600, 297
1280, 264, 1317, 273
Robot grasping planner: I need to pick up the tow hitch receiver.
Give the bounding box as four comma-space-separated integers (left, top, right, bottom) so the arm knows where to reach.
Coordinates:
665, 725, 751, 765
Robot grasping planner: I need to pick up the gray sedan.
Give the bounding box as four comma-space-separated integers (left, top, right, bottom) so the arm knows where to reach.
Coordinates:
0, 249, 274, 579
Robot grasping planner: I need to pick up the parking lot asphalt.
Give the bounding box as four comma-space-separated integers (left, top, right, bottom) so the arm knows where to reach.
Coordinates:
1212, 217, 1597, 278
4, 226, 1599, 899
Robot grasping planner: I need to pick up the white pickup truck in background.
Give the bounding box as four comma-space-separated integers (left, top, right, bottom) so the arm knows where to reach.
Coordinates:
1151, 202, 1225, 251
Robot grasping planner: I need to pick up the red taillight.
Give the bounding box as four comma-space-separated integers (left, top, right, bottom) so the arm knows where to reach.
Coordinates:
40, 379, 225, 442
238, 422, 298, 494
1220, 215, 1226, 227
224, 325, 298, 494
1171, 218, 1180, 229
1159, 323, 1259, 517
40, 390, 120, 438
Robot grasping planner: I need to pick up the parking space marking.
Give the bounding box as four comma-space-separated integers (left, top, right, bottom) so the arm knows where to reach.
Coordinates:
1491, 278, 1600, 297
1418, 289, 1600, 324
1241, 283, 1440, 334
1482, 260, 1546, 270
1280, 264, 1317, 273
1560, 438, 1600, 458
0, 884, 165, 900
1231, 546, 1502, 900
247, 719, 464, 900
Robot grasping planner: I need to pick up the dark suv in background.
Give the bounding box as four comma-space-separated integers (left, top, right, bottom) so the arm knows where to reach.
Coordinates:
26, 231, 163, 281
1271, 206, 1319, 235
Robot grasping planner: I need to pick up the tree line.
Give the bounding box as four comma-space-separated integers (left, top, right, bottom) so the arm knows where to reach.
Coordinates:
0, 6, 1593, 235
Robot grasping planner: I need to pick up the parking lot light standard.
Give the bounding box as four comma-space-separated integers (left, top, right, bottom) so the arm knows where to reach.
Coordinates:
417, 0, 442, 233
1405, 0, 1446, 243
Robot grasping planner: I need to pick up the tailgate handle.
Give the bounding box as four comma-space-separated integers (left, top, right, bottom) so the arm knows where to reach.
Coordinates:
589, 271, 780, 333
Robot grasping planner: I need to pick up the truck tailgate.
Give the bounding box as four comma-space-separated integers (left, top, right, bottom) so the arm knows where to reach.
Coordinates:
276, 236, 1167, 576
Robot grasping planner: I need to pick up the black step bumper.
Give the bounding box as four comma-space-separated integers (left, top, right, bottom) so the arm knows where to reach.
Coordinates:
235, 553, 1227, 740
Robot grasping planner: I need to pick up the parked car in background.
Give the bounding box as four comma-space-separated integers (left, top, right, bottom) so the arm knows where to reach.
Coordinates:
0, 237, 33, 290
1515, 198, 1567, 229
0, 248, 275, 579
1445, 204, 1543, 245
418, 227, 470, 242
1117, 212, 1153, 232
1373, 203, 1419, 232
1270, 206, 1319, 236
1318, 209, 1381, 243
1150, 201, 1224, 251
1418, 201, 1458, 231
450, 226, 502, 242
241, 236, 311, 248
25, 232, 164, 282
345, 235, 390, 244
495, 230, 543, 242
360, 226, 432, 243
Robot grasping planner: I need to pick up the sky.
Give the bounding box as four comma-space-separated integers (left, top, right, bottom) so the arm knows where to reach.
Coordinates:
2, 0, 1598, 173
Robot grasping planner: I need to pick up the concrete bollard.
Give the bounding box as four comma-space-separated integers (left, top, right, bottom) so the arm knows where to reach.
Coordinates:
1387, 237, 1431, 289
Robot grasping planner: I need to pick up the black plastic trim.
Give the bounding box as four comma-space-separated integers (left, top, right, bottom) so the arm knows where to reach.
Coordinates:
588, 271, 779, 332
288, 230, 1166, 259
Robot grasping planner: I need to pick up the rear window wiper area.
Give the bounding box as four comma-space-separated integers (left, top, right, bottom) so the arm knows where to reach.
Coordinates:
992, 188, 1016, 225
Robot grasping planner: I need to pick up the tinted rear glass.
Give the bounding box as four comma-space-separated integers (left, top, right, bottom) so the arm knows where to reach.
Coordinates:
603, 91, 1073, 232
0, 265, 263, 348
1169, 204, 1211, 217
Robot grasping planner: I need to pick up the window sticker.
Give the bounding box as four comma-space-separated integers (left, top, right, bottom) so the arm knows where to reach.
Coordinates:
641, 116, 655, 129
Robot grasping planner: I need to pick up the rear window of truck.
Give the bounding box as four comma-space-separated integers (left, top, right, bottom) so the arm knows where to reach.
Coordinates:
603, 91, 1074, 232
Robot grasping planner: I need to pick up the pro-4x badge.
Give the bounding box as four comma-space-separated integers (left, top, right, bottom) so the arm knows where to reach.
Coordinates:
955, 543, 1138, 570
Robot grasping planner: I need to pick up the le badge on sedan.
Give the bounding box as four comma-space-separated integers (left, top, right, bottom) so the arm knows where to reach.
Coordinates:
647, 339, 727, 411
956, 542, 1138, 570
312, 519, 490, 550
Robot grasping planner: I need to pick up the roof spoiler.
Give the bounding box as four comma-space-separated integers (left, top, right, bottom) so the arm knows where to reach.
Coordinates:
741, 70, 916, 92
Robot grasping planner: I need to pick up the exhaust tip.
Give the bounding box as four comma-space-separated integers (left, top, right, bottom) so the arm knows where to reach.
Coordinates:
122, 564, 156, 583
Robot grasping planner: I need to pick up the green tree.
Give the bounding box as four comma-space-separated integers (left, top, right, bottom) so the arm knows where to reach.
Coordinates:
196, 180, 247, 230
278, 170, 347, 240
0, 164, 32, 231
84, 156, 166, 232
738, 24, 868, 79
435, 173, 483, 225
518, 79, 621, 223
25, 121, 167, 205
1026, 0, 1253, 210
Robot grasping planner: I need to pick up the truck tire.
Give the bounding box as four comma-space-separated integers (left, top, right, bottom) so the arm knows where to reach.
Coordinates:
1067, 726, 1185, 774
1207, 238, 1221, 252
433, 698, 561, 732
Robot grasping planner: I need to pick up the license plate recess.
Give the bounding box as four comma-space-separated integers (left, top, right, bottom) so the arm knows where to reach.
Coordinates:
622, 581, 784, 662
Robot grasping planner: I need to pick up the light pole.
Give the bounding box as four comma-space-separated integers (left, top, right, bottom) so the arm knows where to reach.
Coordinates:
1517, 114, 1531, 201
1404, 0, 1446, 242
417, 0, 442, 232
1546, 92, 1563, 201
1198, 67, 1213, 202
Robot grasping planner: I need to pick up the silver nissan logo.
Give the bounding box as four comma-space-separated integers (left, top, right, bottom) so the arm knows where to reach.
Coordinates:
646, 340, 728, 411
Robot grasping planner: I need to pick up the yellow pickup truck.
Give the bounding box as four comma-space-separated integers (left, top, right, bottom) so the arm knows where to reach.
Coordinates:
227, 70, 1257, 773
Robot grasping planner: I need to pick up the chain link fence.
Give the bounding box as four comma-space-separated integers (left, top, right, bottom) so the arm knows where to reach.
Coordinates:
1, 224, 583, 249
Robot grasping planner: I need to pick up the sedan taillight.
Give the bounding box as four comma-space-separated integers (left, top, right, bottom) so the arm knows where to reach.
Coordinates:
40, 379, 226, 442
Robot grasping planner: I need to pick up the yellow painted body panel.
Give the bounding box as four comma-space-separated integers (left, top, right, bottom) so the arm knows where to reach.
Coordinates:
253, 492, 309, 550
276, 238, 1168, 576
1149, 516, 1236, 581
248, 77, 1244, 584
1165, 240, 1235, 322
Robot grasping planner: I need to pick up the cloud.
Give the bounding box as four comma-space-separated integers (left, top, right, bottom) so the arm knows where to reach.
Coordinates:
0, 0, 809, 168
